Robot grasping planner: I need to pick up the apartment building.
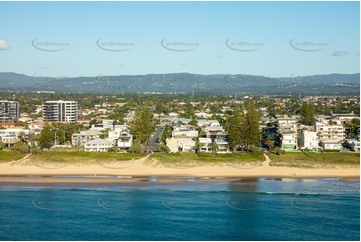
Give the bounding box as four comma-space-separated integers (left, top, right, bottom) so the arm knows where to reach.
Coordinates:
298, 131, 321, 152
315, 122, 345, 141
315, 121, 345, 151
277, 116, 298, 151
0, 100, 20, 122
43, 100, 78, 123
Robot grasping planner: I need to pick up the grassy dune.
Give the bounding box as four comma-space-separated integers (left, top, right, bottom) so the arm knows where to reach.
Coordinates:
0, 151, 27, 163
149, 152, 264, 168
270, 152, 360, 168
28, 151, 145, 165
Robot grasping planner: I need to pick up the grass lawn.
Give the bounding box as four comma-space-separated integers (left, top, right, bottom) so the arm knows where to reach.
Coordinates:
0, 150, 28, 163
270, 152, 360, 168
29, 151, 146, 165
149, 152, 264, 168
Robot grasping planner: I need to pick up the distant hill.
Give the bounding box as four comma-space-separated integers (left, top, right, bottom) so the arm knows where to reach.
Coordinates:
0, 72, 359, 94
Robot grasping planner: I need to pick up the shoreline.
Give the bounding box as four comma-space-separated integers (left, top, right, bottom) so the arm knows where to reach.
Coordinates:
0, 175, 359, 187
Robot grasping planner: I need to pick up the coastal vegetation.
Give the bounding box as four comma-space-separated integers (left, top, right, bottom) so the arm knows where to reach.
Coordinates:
270, 152, 360, 168
26, 149, 146, 165
0, 150, 27, 162
149, 152, 264, 168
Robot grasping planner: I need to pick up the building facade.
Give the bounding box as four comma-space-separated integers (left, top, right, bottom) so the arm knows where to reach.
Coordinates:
43, 100, 78, 123
0, 100, 20, 122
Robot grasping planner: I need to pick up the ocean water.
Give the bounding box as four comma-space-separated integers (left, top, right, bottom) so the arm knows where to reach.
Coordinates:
0, 178, 359, 241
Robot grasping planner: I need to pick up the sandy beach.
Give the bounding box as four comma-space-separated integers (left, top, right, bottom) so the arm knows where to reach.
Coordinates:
0, 154, 359, 185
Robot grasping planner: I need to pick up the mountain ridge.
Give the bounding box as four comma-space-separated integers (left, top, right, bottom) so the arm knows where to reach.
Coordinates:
0, 72, 359, 94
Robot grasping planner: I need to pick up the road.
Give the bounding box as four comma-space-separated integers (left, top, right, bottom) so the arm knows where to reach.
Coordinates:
146, 126, 164, 152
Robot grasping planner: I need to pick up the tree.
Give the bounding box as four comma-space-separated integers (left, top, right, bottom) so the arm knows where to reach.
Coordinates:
11, 142, 30, 154
37, 124, 54, 148
346, 118, 360, 138
244, 99, 262, 150
131, 105, 154, 144
188, 118, 198, 127
227, 106, 246, 151
300, 102, 316, 126
264, 135, 275, 150
129, 140, 142, 154
17, 131, 26, 142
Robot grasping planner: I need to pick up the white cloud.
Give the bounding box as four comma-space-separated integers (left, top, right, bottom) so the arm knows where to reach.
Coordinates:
0, 39, 11, 50
332, 50, 349, 57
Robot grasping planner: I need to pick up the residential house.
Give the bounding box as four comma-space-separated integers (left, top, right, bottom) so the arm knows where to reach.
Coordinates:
215, 138, 229, 153
115, 129, 133, 150
204, 126, 227, 141
198, 138, 212, 152
175, 138, 196, 152
72, 130, 101, 147
84, 138, 113, 152
166, 138, 179, 153
319, 140, 343, 151
172, 125, 198, 138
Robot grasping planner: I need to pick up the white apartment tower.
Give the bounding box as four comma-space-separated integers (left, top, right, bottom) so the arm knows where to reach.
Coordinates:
43, 100, 78, 123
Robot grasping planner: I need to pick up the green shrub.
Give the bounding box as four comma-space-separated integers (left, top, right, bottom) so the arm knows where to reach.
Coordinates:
11, 142, 30, 154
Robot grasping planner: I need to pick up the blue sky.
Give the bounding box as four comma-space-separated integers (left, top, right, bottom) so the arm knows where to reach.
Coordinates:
0, 1, 359, 77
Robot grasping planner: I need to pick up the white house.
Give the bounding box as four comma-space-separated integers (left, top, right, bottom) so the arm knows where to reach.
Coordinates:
319, 140, 343, 151
198, 137, 212, 152
116, 129, 133, 149
84, 138, 113, 152
298, 131, 322, 152
280, 131, 298, 151
172, 126, 198, 138
72, 130, 101, 147
175, 138, 196, 152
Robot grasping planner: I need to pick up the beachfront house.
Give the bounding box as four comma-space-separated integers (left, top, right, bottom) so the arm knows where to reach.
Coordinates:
298, 130, 322, 152
279, 131, 298, 151
319, 140, 343, 151
166, 138, 179, 153
72, 130, 101, 147
204, 126, 227, 141
198, 137, 212, 152
215, 138, 229, 153
84, 138, 113, 152
116, 129, 133, 150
